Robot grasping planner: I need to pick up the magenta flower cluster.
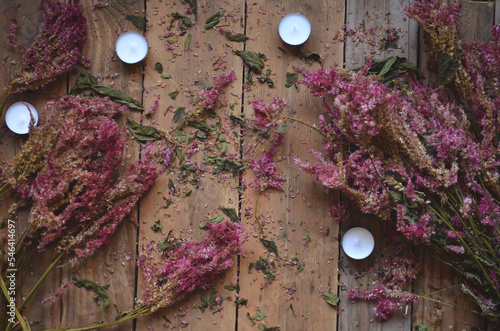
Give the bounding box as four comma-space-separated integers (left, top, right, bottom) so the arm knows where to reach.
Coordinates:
14, 96, 158, 262
297, 0, 500, 321
347, 250, 419, 320
248, 96, 288, 191
138, 220, 244, 312
8, 0, 87, 93
197, 71, 236, 110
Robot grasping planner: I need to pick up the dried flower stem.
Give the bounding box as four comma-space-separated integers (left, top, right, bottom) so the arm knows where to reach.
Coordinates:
254, 192, 264, 233
46, 305, 152, 331
0, 276, 30, 331
282, 114, 330, 139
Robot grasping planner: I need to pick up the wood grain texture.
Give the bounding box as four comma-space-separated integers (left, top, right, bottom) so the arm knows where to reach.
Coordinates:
136, 0, 244, 329
412, 2, 497, 331
0, 0, 66, 329
0, 0, 497, 330
238, 1, 343, 330
345, 0, 418, 68
458, 0, 495, 43
412, 247, 491, 331
339, 1, 417, 330
496, 0, 500, 24
54, 1, 144, 330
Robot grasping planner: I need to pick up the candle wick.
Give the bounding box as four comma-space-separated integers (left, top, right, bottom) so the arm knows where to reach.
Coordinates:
355, 240, 360, 246
293, 25, 296, 31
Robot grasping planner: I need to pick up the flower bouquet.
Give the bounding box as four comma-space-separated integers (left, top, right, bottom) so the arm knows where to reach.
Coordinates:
293, 0, 500, 322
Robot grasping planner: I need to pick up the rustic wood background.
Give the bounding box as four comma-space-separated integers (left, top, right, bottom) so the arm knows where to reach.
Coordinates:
0, 0, 498, 330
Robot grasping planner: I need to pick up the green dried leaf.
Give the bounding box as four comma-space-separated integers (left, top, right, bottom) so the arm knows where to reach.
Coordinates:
235, 298, 248, 306
161, 74, 171, 79
224, 284, 237, 291
378, 56, 397, 77
295, 262, 305, 274
278, 122, 287, 134
205, 156, 244, 177
173, 107, 185, 122
196, 287, 224, 312
71, 74, 143, 110
260, 238, 279, 256
258, 76, 274, 87
187, 120, 219, 131
151, 219, 163, 232
230, 115, 245, 126
127, 118, 162, 144
361, 56, 424, 81
225, 32, 248, 42
169, 90, 180, 100
288, 303, 295, 317
322, 291, 340, 307
304, 232, 311, 244
185, 34, 192, 50
126, 15, 148, 29
233, 50, 265, 73
200, 214, 224, 229
437, 50, 460, 85
220, 207, 238, 222
168, 178, 176, 193
157, 230, 182, 251
294, 49, 321, 63
284, 72, 299, 88
73, 278, 110, 313
155, 62, 163, 74
204, 11, 224, 28
247, 312, 256, 326
258, 324, 280, 331
185, 0, 197, 20
415, 325, 430, 331
256, 307, 266, 321
171, 12, 193, 27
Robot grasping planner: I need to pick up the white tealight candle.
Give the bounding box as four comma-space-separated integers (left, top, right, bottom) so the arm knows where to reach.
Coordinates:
116, 31, 148, 64
278, 13, 311, 46
5, 102, 38, 134
342, 227, 375, 260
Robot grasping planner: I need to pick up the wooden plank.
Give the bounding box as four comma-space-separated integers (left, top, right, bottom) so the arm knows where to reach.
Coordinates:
458, 0, 495, 43
345, 0, 418, 68
238, 1, 343, 330
412, 247, 490, 331
497, 0, 500, 24
56, 1, 145, 330
0, 0, 67, 329
412, 1, 494, 330
136, 0, 245, 329
339, 1, 417, 330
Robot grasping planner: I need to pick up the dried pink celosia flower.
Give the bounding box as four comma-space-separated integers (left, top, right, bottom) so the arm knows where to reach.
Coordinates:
249, 133, 286, 192
2, 96, 158, 262
42, 281, 77, 304
7, 0, 87, 93
347, 251, 419, 321
138, 220, 244, 312
298, 0, 500, 321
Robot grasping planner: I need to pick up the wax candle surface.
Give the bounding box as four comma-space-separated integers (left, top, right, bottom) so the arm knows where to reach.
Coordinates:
116, 31, 148, 64
342, 227, 375, 260
5, 102, 38, 134
278, 13, 311, 46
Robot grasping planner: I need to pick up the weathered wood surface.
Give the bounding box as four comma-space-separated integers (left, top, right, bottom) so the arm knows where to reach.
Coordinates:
0, 0, 497, 330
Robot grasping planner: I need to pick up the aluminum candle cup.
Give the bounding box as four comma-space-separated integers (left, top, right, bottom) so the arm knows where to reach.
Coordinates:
116, 31, 148, 64
342, 227, 375, 260
5, 102, 38, 134
278, 13, 311, 46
